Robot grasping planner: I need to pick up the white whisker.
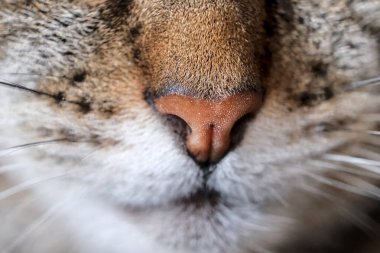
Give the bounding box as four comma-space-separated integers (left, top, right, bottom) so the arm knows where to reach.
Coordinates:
302, 171, 380, 199
308, 160, 380, 178
345, 76, 380, 91
3, 191, 84, 253
323, 154, 380, 167
0, 72, 64, 78
251, 245, 276, 253
295, 183, 375, 232
2, 195, 39, 221
343, 128, 380, 136
347, 145, 380, 162
0, 172, 72, 201
0, 139, 71, 157
366, 130, 380, 136
268, 188, 289, 207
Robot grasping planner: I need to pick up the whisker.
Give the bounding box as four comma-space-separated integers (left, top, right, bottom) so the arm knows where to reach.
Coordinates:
366, 130, 380, 136
2, 195, 40, 222
323, 154, 380, 167
3, 190, 86, 253
0, 79, 82, 106
302, 171, 380, 199
309, 160, 380, 178
343, 128, 380, 136
344, 76, 380, 91
250, 245, 275, 253
0, 138, 79, 157
0, 79, 57, 98
296, 183, 375, 232
0, 144, 98, 200
3, 204, 64, 253
268, 188, 289, 207
3, 139, 71, 150
0, 72, 67, 79
347, 145, 380, 162
0, 172, 75, 201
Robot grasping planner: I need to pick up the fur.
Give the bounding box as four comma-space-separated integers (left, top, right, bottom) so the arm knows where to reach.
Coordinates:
0, 0, 379, 253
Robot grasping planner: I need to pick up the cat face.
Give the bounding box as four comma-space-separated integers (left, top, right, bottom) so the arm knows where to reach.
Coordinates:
0, 0, 379, 252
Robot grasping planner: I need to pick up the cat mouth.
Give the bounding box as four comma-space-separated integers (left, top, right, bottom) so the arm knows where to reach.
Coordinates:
174, 164, 221, 208
176, 187, 221, 208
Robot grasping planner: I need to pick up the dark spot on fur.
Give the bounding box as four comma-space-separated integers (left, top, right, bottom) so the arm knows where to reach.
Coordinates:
72, 12, 82, 19
303, 119, 350, 135
63, 51, 75, 56
79, 97, 92, 113
72, 71, 87, 83
299, 92, 317, 106
299, 87, 334, 106
53, 18, 69, 28
84, 24, 99, 35
41, 53, 49, 59
347, 41, 358, 49
315, 122, 340, 133
99, 100, 116, 114
36, 8, 48, 15
55, 91, 66, 104
312, 62, 328, 77
313, 41, 321, 50
129, 23, 142, 40
298, 16, 304, 24
323, 87, 334, 100
132, 48, 141, 62
50, 33, 68, 43
59, 128, 78, 142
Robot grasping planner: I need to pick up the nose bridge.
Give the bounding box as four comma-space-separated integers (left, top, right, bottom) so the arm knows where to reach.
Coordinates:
141, 0, 265, 100
155, 92, 262, 163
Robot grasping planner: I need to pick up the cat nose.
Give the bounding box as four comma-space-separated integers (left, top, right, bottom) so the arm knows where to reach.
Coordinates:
155, 92, 262, 163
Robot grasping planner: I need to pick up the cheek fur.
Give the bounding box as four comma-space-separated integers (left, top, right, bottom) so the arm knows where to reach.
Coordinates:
0, 1, 379, 253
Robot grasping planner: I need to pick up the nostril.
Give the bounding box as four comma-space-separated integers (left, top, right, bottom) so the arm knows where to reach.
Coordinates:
163, 114, 191, 144
230, 112, 254, 149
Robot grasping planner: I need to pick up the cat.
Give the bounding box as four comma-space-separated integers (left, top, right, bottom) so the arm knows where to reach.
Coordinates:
0, 0, 379, 252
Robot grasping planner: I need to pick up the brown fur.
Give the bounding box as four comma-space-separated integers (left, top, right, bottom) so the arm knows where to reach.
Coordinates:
134, 0, 266, 98
0, 1, 379, 253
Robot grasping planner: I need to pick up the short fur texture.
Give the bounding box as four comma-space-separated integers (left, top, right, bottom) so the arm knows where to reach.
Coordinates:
0, 0, 379, 253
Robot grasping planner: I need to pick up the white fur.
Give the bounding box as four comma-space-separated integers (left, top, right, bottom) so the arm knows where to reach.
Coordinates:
1, 1, 379, 253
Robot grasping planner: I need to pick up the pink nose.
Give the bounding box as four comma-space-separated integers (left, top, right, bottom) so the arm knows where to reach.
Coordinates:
155, 92, 262, 163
